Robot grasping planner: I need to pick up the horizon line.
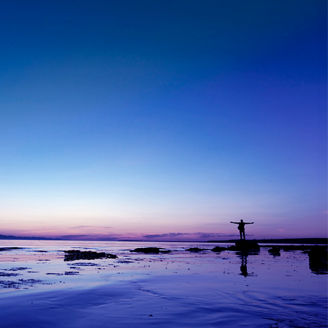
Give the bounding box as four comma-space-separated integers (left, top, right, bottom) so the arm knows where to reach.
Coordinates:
0, 234, 327, 244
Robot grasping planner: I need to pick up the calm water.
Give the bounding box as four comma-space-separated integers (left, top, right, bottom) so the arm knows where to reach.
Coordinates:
0, 240, 327, 327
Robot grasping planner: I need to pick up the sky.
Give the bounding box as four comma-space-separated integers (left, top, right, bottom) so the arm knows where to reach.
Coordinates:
0, 0, 326, 240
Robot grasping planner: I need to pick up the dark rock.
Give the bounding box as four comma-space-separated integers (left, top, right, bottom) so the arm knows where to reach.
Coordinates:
130, 247, 171, 254
0, 247, 23, 251
186, 247, 206, 252
64, 250, 117, 261
0, 280, 20, 289
211, 246, 227, 253
281, 245, 309, 252
70, 262, 99, 266
0, 272, 20, 277
0, 278, 43, 289
46, 272, 64, 276
6, 267, 29, 271
307, 246, 328, 274
268, 247, 281, 256
234, 240, 260, 255
64, 271, 79, 275
18, 278, 42, 285
117, 259, 134, 264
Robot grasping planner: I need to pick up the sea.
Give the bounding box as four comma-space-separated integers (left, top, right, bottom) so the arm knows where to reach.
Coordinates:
0, 240, 326, 328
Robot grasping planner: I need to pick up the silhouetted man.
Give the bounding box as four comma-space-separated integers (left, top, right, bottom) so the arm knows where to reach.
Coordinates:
230, 219, 254, 240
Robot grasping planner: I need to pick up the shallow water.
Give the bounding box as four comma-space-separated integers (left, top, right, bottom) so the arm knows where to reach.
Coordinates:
0, 240, 326, 327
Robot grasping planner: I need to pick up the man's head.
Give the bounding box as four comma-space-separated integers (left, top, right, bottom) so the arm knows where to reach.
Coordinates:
241, 219, 244, 223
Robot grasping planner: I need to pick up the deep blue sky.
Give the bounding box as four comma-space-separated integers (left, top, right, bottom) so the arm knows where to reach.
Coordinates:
0, 1, 326, 239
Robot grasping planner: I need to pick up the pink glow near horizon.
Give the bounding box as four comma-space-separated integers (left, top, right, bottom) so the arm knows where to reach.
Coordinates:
1, 217, 326, 241
1, 194, 326, 240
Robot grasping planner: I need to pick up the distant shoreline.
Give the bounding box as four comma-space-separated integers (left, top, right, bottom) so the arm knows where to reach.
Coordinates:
0, 235, 327, 244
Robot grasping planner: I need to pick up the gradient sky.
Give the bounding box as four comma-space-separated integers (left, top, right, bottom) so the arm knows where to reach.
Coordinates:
0, 1, 326, 240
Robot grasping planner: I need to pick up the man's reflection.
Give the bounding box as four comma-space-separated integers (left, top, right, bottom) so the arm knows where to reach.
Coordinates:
237, 249, 259, 277
240, 254, 248, 277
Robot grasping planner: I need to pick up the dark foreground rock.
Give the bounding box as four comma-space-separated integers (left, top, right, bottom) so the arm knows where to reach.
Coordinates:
211, 246, 227, 253
0, 272, 20, 277
307, 246, 328, 274
280, 245, 309, 252
130, 247, 171, 254
233, 240, 260, 253
186, 247, 207, 252
6, 267, 29, 271
0, 247, 23, 251
262, 245, 325, 252
268, 247, 281, 256
64, 250, 117, 261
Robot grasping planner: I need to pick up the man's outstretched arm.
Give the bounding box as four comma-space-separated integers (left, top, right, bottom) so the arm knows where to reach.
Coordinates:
230, 221, 239, 224
245, 222, 254, 224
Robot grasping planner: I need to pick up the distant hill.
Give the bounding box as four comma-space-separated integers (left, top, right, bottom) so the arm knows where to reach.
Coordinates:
208, 238, 328, 244
0, 234, 58, 240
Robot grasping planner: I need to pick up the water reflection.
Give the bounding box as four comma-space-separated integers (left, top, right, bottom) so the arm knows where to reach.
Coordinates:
237, 249, 259, 277
240, 254, 248, 277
